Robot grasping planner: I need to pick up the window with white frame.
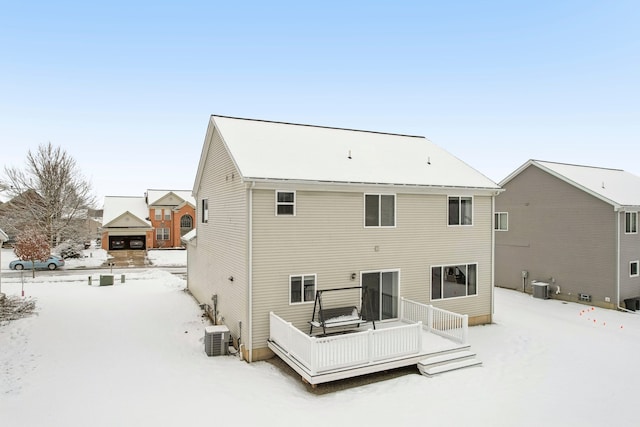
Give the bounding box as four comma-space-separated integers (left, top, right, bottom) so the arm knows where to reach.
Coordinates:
495, 212, 508, 231
631, 261, 639, 277
201, 198, 208, 223
155, 209, 162, 220
156, 228, 170, 241
431, 263, 477, 300
164, 209, 171, 220
365, 194, 395, 227
290, 274, 316, 304
448, 196, 473, 226
625, 212, 638, 234
276, 191, 295, 216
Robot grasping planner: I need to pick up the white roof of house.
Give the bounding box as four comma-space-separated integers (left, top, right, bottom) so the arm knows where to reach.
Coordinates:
206, 116, 499, 190
102, 196, 150, 226
502, 160, 640, 209
146, 190, 195, 206
181, 228, 196, 242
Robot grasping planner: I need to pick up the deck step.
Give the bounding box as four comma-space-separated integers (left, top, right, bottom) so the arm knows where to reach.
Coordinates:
418, 350, 482, 377
420, 358, 482, 377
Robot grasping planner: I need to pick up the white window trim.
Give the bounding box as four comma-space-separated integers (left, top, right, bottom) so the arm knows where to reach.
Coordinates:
154, 209, 162, 220
363, 193, 397, 228
631, 260, 639, 277
430, 262, 479, 301
289, 273, 316, 305
447, 195, 474, 227
156, 228, 170, 240
625, 212, 638, 234
164, 209, 171, 220
495, 212, 508, 231
276, 190, 296, 216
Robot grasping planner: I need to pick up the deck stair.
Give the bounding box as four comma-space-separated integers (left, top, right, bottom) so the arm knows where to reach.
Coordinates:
418, 349, 482, 377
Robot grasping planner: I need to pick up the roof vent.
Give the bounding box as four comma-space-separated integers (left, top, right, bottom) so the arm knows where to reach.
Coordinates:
602, 181, 605, 189
427, 156, 431, 165
348, 150, 352, 160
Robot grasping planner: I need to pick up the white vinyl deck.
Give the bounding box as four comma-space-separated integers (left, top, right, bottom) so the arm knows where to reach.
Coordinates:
267, 298, 470, 385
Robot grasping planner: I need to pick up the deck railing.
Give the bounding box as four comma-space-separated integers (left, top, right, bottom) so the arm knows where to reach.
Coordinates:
400, 298, 468, 345
269, 312, 422, 375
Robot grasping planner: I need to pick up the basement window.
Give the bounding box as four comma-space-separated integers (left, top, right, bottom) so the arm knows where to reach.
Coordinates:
631, 261, 639, 277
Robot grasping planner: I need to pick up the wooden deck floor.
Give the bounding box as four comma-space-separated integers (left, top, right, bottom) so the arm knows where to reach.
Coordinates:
268, 320, 468, 385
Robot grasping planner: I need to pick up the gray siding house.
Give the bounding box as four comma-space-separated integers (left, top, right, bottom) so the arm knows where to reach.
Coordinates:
188, 115, 501, 364
495, 160, 640, 309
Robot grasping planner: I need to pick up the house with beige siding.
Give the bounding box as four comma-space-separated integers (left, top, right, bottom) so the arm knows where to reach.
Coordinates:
495, 160, 640, 310
188, 115, 501, 381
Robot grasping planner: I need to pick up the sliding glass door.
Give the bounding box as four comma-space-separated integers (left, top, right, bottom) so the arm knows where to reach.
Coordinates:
362, 271, 399, 321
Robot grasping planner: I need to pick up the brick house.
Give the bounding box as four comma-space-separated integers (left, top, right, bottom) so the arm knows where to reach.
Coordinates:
101, 190, 195, 250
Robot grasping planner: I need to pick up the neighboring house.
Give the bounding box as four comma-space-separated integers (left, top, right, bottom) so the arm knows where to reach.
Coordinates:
101, 190, 195, 250
0, 190, 46, 244
187, 115, 502, 366
495, 160, 640, 310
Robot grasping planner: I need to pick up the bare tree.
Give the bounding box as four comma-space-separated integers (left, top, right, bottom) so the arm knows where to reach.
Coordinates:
0, 143, 96, 248
13, 227, 51, 278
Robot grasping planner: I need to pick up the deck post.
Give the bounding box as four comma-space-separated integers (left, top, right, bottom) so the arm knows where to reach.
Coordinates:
462, 315, 469, 345
427, 304, 433, 333
417, 321, 423, 350
367, 329, 374, 363
310, 336, 317, 375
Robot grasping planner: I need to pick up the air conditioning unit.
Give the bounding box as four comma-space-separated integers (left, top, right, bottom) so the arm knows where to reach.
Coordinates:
204, 325, 229, 356
531, 281, 549, 299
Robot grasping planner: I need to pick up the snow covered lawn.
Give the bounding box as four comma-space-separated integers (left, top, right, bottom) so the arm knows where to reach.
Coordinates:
1, 268, 639, 426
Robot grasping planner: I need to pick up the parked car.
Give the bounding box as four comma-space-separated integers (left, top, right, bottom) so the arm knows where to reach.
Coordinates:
129, 240, 144, 249
9, 255, 65, 271
111, 239, 125, 249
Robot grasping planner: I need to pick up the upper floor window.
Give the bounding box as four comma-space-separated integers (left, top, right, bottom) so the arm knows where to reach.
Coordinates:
290, 274, 316, 304
431, 263, 477, 300
625, 212, 637, 234
180, 214, 193, 229
155, 209, 162, 220
201, 198, 208, 223
365, 194, 395, 227
164, 209, 171, 220
495, 212, 508, 231
276, 191, 295, 216
448, 196, 473, 226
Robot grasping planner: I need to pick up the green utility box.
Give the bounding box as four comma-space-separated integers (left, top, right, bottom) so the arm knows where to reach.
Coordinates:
99, 275, 114, 286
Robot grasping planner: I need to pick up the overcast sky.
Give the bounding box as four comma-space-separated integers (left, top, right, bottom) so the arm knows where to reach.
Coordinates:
2, 1, 639, 206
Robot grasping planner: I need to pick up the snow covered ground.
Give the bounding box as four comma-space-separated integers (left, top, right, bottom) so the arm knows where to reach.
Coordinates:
1, 250, 639, 426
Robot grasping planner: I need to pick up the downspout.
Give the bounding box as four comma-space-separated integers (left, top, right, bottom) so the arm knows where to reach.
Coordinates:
491, 193, 496, 320
248, 181, 255, 362
616, 209, 634, 312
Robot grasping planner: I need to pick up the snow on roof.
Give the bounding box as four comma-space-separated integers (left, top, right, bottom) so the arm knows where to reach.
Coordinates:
180, 228, 196, 242
505, 160, 640, 208
102, 196, 150, 226
0, 228, 8, 242
146, 190, 195, 206
211, 116, 500, 190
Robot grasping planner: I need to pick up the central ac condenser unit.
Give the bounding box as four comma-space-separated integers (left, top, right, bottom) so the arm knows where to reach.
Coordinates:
204, 325, 230, 356
531, 281, 549, 299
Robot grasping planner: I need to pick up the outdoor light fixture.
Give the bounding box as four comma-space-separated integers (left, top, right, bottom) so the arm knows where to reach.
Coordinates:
351, 273, 357, 280
228, 276, 234, 282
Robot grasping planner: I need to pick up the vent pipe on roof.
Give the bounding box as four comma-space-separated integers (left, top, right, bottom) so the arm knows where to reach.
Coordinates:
602, 181, 605, 189
348, 150, 352, 159
427, 156, 431, 165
